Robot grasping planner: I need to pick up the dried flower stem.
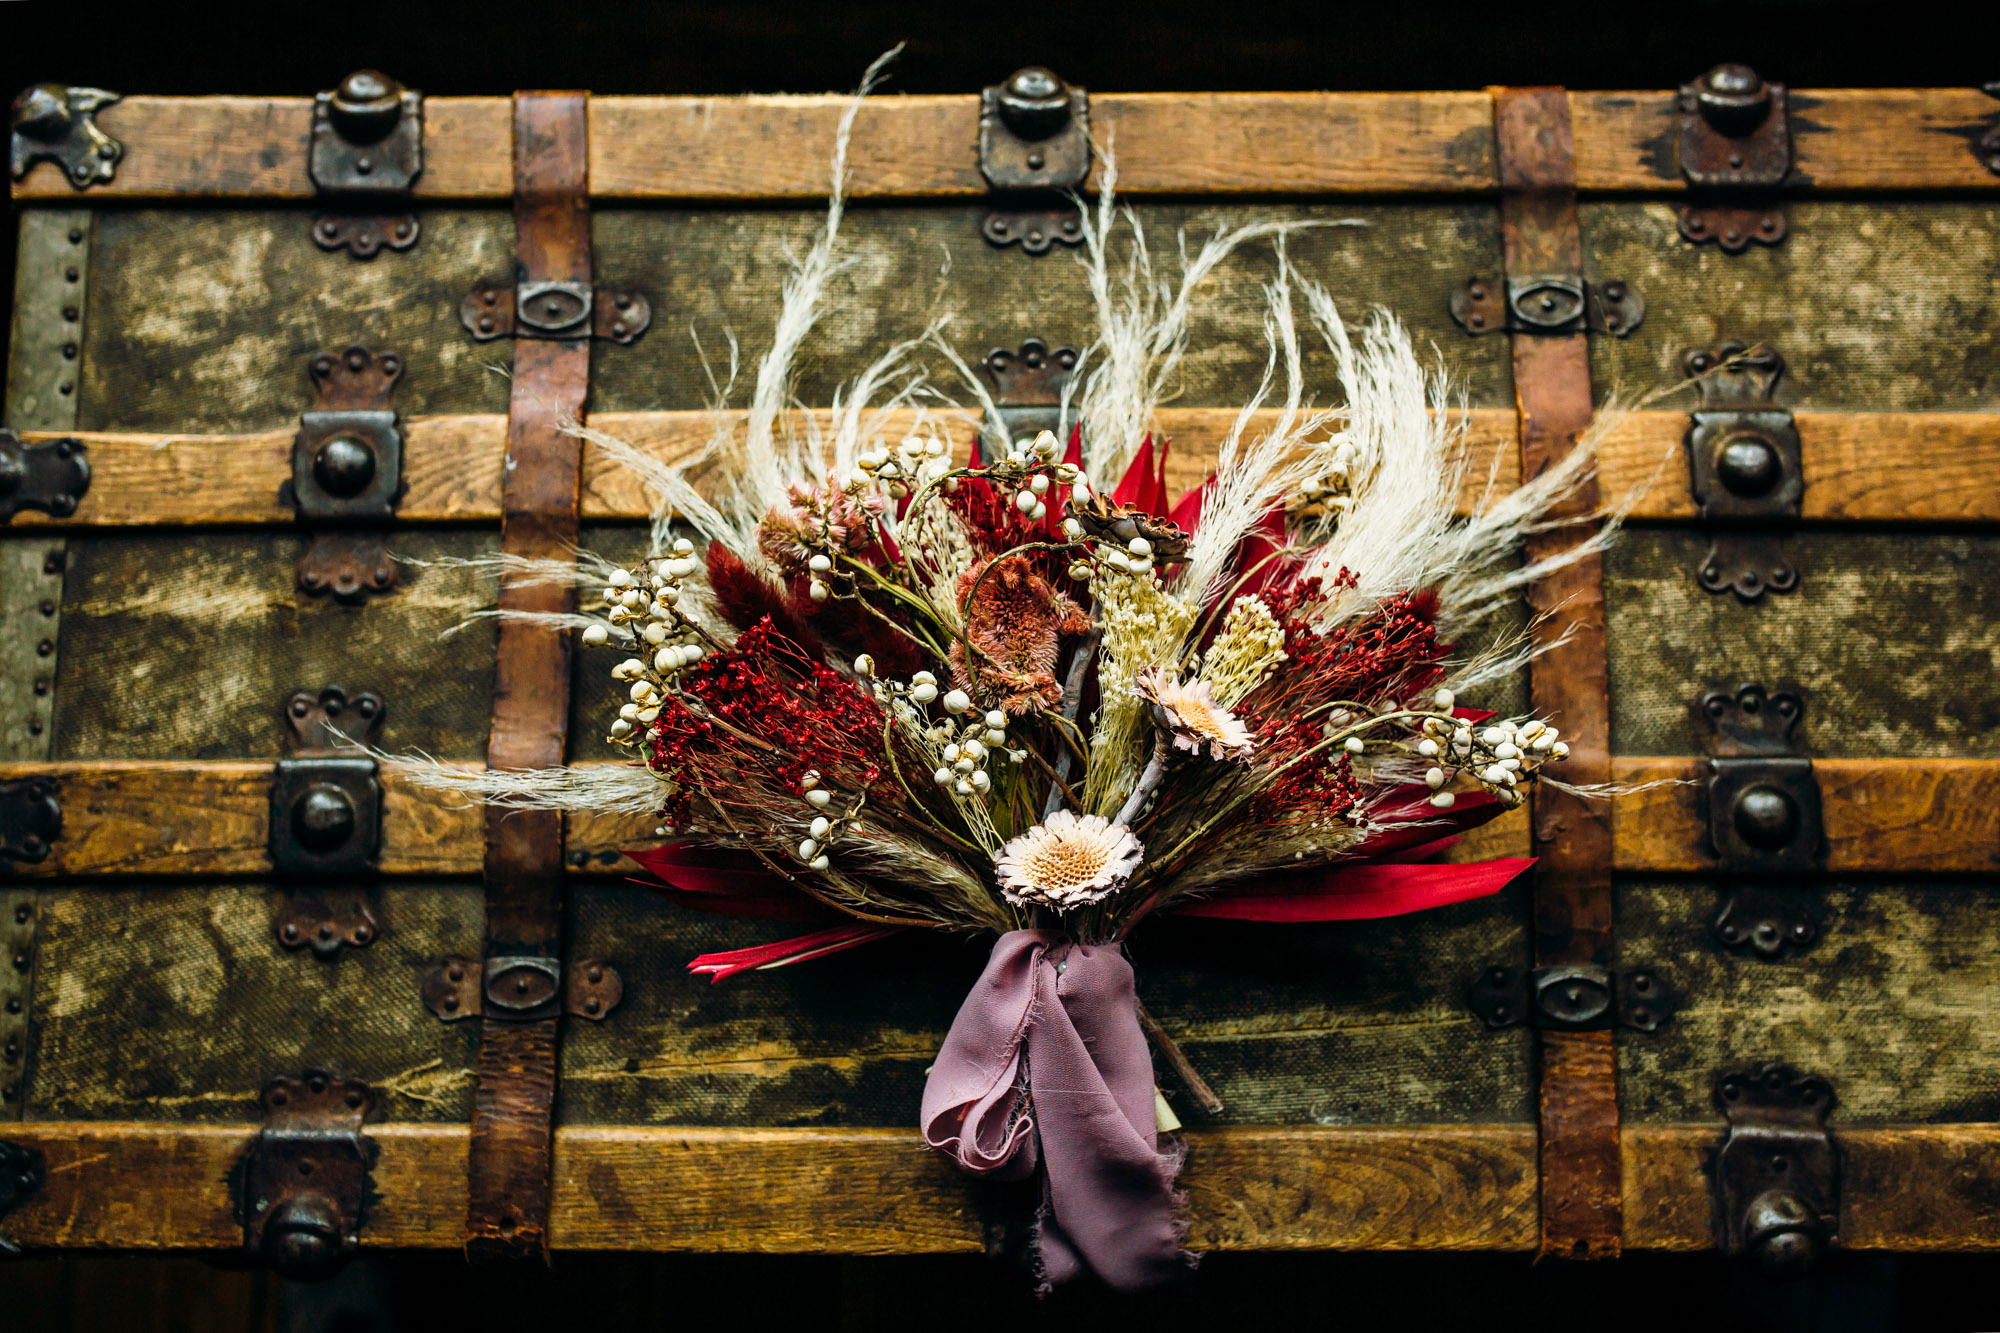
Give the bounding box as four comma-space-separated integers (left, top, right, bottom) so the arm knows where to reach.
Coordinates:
1135, 998, 1224, 1116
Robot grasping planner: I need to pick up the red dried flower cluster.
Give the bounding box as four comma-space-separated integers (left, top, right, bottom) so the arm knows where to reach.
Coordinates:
1239, 569, 1449, 823
645, 619, 890, 829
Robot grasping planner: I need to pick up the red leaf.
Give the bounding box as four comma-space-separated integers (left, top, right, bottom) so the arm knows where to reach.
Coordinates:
1170, 858, 1534, 923
688, 924, 902, 983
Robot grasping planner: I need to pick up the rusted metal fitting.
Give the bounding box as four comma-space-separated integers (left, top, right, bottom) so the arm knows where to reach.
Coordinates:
1677, 64, 1791, 251
9, 85, 121, 189
979, 67, 1090, 255
238, 1071, 376, 1280
309, 71, 423, 258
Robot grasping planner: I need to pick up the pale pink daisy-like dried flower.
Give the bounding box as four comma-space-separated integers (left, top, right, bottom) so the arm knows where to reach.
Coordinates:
993, 811, 1145, 910
1134, 668, 1256, 762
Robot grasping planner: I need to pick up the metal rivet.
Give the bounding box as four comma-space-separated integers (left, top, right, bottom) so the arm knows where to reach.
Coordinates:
62, 307, 77, 322
36, 640, 53, 657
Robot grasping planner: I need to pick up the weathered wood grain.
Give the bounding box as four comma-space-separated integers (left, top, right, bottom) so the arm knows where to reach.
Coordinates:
17, 91, 1999, 201
18, 410, 2000, 527
7, 757, 1991, 877
1613, 758, 2000, 875
6, 1121, 1997, 1251
0, 1122, 1535, 1252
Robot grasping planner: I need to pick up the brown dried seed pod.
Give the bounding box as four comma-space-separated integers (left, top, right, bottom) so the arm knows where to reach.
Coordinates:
1066, 495, 1192, 563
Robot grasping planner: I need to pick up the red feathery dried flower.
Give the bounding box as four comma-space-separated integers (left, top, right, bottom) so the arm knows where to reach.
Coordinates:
947, 554, 1091, 715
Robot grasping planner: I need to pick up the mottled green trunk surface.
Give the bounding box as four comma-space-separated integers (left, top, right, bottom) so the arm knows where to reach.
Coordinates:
53, 530, 501, 761
1605, 531, 2000, 758
1618, 880, 2000, 1125
559, 880, 1533, 1127
1584, 201, 2000, 412
27, 883, 481, 1122
592, 203, 1513, 412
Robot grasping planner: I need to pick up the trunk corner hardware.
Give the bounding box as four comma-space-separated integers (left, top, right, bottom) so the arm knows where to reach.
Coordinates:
287, 345, 405, 603
9, 85, 121, 190
1979, 82, 2000, 176
423, 955, 624, 1023
0, 778, 61, 871
1684, 343, 1802, 601
1678, 64, 1791, 251
237, 1071, 375, 1281
980, 68, 1090, 255
977, 337, 1079, 460
0, 430, 90, 524
0, 1138, 44, 1256
270, 688, 386, 958
1448, 275, 1643, 337
459, 280, 652, 344
309, 72, 423, 259
1714, 1063, 1840, 1276
1467, 963, 1676, 1033
1701, 684, 1825, 960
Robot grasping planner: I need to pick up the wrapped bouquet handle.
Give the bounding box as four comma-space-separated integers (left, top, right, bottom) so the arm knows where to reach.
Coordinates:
921, 931, 1189, 1291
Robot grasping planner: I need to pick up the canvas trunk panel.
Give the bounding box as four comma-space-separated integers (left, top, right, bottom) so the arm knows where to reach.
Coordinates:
2, 70, 1998, 1282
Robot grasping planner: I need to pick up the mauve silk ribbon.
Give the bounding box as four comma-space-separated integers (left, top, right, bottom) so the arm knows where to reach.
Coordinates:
920, 930, 1189, 1291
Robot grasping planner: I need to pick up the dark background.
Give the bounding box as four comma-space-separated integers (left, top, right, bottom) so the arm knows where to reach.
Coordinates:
4, 1, 2000, 1328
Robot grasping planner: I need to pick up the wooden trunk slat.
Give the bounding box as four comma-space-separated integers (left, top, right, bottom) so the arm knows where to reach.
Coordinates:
1612, 757, 2000, 875
0, 1123, 1533, 1252
6, 757, 1992, 878
16, 410, 2000, 527
16, 91, 2000, 201
1623, 1125, 2000, 1252
7, 1121, 1998, 1251
1569, 89, 2000, 194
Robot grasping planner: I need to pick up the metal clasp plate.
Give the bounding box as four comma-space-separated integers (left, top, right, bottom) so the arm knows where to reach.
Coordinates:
1467, 963, 1676, 1033
1677, 64, 1791, 251
309, 71, 423, 259
979, 67, 1090, 255
1448, 274, 1644, 337
1685, 343, 1802, 600
1702, 685, 1826, 959
239, 1071, 375, 1280
0, 430, 91, 524
1714, 1063, 1840, 1275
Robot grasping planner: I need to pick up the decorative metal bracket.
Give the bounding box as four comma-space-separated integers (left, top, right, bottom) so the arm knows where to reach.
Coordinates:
9, 85, 122, 189
309, 72, 423, 259
1714, 1063, 1840, 1276
1449, 275, 1643, 337
1685, 343, 1801, 600
0, 430, 90, 524
0, 1138, 44, 1256
459, 280, 651, 344
0, 778, 61, 870
1677, 64, 1791, 251
270, 689, 385, 956
977, 337, 1079, 460
288, 346, 403, 603
1978, 82, 2000, 177
423, 955, 623, 1023
1467, 963, 1676, 1034
1702, 685, 1825, 959
238, 1071, 375, 1281
979, 68, 1089, 255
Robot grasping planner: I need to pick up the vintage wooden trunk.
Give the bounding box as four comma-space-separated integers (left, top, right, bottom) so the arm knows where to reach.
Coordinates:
2, 68, 1998, 1277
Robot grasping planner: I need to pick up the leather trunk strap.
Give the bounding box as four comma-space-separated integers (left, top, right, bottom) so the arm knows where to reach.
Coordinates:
465, 90, 592, 1263
1492, 86, 1622, 1260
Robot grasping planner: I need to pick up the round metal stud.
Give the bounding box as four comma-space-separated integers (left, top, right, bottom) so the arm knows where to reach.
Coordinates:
328, 71, 404, 144
997, 67, 1072, 141
261, 1194, 351, 1280
291, 784, 357, 853
1696, 64, 1772, 137
1743, 1189, 1823, 1278
1715, 432, 1783, 498
312, 436, 377, 499
1733, 783, 1801, 852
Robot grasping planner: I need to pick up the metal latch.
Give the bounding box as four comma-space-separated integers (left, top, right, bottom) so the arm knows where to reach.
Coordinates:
1703, 685, 1825, 959
423, 955, 623, 1023
0, 430, 90, 524
0, 777, 61, 869
287, 346, 404, 603
270, 689, 385, 957
1714, 1063, 1840, 1276
0, 1138, 44, 1256
979, 67, 1090, 255
9, 84, 122, 189
977, 337, 1079, 460
1467, 963, 1676, 1033
238, 1071, 375, 1281
1677, 64, 1791, 251
1448, 275, 1644, 338
1685, 343, 1802, 600
309, 71, 423, 259
459, 280, 652, 344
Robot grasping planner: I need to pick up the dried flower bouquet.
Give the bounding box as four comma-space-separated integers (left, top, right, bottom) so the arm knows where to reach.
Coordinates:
397, 56, 1615, 1292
